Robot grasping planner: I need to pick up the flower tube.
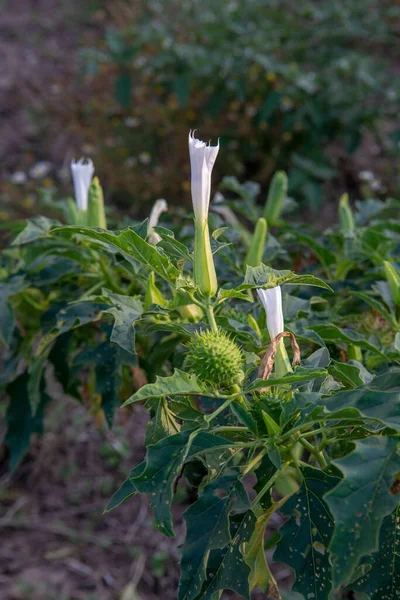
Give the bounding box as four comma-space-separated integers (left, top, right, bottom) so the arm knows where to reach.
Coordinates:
257, 286, 292, 378
71, 158, 94, 212
188, 131, 219, 297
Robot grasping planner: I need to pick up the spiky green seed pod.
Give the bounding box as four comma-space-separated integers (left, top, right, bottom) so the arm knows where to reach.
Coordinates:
338, 193, 355, 235
87, 177, 107, 229
263, 171, 288, 226
244, 217, 267, 269
186, 330, 244, 388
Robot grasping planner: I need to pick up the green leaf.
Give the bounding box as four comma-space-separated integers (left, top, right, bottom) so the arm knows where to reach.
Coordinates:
105, 462, 145, 512
274, 466, 340, 600
352, 291, 398, 329
244, 264, 333, 292
122, 369, 204, 406
326, 437, 400, 588
5, 373, 52, 471
102, 291, 143, 356
153, 226, 192, 262
179, 475, 250, 600
0, 278, 28, 346
11, 216, 59, 246
244, 367, 328, 393
308, 324, 386, 358
130, 431, 233, 537
351, 505, 400, 600
145, 398, 180, 445
328, 360, 365, 389
36, 301, 109, 355
245, 500, 286, 594
54, 226, 180, 283
289, 232, 336, 270
197, 510, 256, 600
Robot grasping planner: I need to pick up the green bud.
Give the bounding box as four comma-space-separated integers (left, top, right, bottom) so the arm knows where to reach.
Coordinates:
186, 330, 244, 388
87, 177, 107, 229
263, 171, 288, 226
194, 220, 217, 297
144, 272, 167, 309
178, 304, 203, 322
347, 344, 362, 362
66, 197, 80, 225
244, 217, 267, 269
338, 193, 355, 235
261, 410, 281, 436
383, 260, 400, 305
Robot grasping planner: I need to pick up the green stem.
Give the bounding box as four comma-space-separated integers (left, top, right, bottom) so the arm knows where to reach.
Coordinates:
204, 302, 218, 332
100, 259, 125, 294
204, 396, 238, 423
299, 438, 327, 468
253, 463, 290, 507
242, 449, 267, 476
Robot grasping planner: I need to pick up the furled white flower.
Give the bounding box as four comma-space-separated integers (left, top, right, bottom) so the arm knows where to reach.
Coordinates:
188, 131, 219, 224
257, 286, 292, 378
148, 198, 168, 245
257, 286, 284, 340
188, 131, 219, 297
71, 158, 95, 211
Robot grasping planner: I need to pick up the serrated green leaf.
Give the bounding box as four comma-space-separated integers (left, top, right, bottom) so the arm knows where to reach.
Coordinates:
54, 225, 180, 283
196, 510, 256, 600
102, 292, 143, 356
105, 462, 145, 512
153, 226, 192, 262
145, 398, 180, 445
351, 505, 400, 600
36, 301, 109, 355
122, 369, 203, 406
11, 216, 60, 246
179, 476, 250, 600
0, 278, 28, 346
274, 466, 340, 600
5, 373, 52, 470
326, 437, 400, 588
244, 263, 333, 292
328, 360, 365, 389
131, 431, 233, 537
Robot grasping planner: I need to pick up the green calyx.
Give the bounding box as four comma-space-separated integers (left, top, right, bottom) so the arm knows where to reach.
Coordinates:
263, 171, 288, 226
186, 329, 244, 388
87, 177, 107, 229
383, 260, 400, 306
244, 217, 267, 269
194, 220, 218, 297
338, 193, 355, 235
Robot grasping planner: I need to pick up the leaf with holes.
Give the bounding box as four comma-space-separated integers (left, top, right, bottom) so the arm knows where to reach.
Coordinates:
274, 466, 340, 600
326, 436, 400, 588
351, 504, 400, 600
179, 475, 250, 600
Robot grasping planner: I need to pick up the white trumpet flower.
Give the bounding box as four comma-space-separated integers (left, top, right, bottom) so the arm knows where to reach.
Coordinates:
257, 287, 284, 340
257, 286, 292, 378
71, 158, 95, 211
148, 198, 168, 245
188, 131, 219, 297
188, 131, 219, 224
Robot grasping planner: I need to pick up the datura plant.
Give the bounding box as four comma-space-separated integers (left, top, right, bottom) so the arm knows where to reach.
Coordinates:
2, 132, 400, 600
